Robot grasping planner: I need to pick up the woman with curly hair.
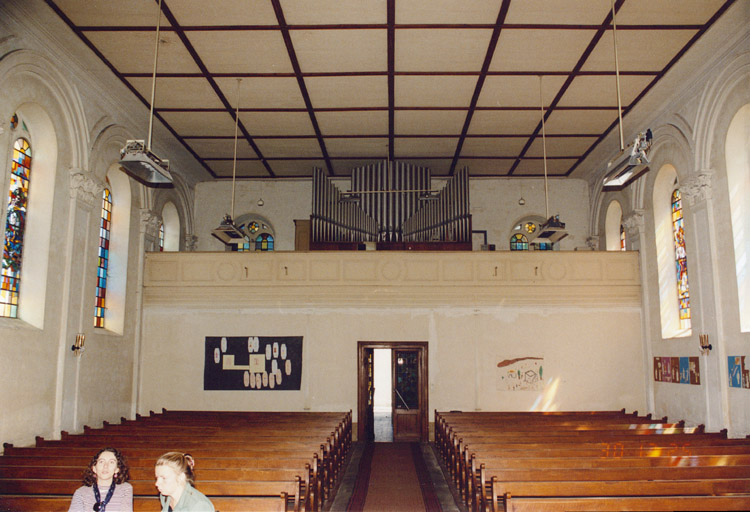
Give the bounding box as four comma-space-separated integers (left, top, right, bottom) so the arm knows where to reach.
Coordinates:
68, 447, 133, 512
155, 452, 214, 512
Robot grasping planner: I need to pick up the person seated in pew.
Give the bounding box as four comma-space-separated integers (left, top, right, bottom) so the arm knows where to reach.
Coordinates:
155, 452, 214, 512
69, 447, 133, 512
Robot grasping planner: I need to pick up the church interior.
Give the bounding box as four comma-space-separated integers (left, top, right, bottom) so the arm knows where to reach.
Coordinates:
1, 0, 749, 510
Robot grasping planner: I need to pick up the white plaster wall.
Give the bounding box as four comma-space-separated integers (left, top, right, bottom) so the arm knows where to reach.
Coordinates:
139, 304, 645, 421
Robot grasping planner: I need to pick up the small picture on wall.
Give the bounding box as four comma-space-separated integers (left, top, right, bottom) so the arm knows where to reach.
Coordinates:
728, 356, 750, 389
689, 357, 700, 385
204, 336, 303, 391
497, 357, 544, 391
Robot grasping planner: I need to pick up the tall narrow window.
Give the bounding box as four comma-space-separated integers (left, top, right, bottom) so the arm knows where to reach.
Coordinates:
1, 137, 32, 318
94, 187, 112, 328
620, 225, 626, 250
671, 188, 691, 331
158, 222, 164, 251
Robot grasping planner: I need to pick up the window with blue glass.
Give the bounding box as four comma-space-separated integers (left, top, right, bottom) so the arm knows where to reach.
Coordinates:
1, 136, 32, 318
94, 187, 112, 328
510, 233, 528, 251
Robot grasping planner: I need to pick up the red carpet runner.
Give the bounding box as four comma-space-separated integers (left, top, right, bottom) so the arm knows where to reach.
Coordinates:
346, 443, 442, 512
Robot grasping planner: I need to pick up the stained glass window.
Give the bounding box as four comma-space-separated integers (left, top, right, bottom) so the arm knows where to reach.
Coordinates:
510, 233, 528, 251
94, 188, 112, 328
158, 221, 164, 252
533, 242, 552, 251
1, 138, 32, 318
620, 224, 626, 251
255, 233, 274, 251
672, 188, 691, 330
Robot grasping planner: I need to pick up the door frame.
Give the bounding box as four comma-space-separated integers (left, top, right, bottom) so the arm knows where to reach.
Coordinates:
357, 341, 429, 442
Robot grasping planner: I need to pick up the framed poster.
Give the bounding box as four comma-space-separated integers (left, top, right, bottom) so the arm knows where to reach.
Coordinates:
204, 336, 303, 390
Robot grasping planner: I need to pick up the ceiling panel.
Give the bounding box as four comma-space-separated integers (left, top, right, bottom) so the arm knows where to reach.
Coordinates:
317, 111, 389, 136
187, 139, 258, 159
291, 29, 387, 73
239, 111, 316, 137
305, 76, 388, 108
490, 29, 596, 72
468, 110, 542, 135
169, 0, 279, 26
396, 0, 504, 25
477, 75, 567, 108
85, 31, 200, 74
582, 29, 698, 72
45, 0, 733, 180
214, 77, 307, 110
187, 30, 293, 74
395, 29, 493, 72
128, 77, 225, 109
395, 110, 467, 135
160, 111, 236, 137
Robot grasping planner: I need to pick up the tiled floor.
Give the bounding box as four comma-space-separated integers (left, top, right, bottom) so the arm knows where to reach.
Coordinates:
374, 411, 393, 442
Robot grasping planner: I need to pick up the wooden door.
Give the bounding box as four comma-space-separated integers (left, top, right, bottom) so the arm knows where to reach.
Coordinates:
393, 349, 421, 441
358, 342, 428, 443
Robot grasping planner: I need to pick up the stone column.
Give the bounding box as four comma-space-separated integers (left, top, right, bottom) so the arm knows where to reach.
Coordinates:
682, 168, 728, 433
184, 234, 199, 252
140, 209, 161, 253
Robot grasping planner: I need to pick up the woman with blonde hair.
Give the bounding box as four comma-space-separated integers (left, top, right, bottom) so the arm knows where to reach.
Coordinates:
154, 452, 214, 512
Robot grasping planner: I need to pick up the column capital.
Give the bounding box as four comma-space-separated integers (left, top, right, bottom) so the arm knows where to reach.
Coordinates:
682, 168, 714, 207
622, 209, 646, 236
184, 234, 198, 252
69, 169, 104, 210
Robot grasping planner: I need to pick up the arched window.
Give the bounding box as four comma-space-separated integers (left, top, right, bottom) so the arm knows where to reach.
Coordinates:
255, 233, 274, 251
510, 216, 551, 251
510, 233, 528, 251
94, 187, 112, 328
726, 104, 750, 331
604, 200, 624, 251
232, 214, 275, 252
158, 222, 164, 252
1, 137, 32, 318
672, 188, 691, 331
620, 225, 626, 251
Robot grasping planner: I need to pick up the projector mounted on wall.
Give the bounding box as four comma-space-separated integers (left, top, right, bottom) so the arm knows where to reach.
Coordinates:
602, 129, 653, 191
119, 140, 173, 185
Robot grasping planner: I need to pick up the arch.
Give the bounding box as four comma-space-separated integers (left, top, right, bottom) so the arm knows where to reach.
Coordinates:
653, 164, 691, 338
0, 49, 90, 328
725, 104, 750, 331
102, 164, 131, 335
152, 175, 193, 251
509, 214, 554, 251
604, 200, 623, 251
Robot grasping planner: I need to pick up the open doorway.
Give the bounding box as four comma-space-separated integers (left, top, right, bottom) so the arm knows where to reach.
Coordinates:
373, 349, 393, 442
357, 342, 429, 443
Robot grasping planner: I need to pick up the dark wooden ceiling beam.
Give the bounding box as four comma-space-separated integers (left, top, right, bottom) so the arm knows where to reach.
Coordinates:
270, 0, 334, 177
388, 0, 395, 162
448, 0, 512, 176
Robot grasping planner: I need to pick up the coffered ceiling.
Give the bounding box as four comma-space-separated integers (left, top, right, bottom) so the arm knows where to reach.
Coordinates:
45, 0, 735, 180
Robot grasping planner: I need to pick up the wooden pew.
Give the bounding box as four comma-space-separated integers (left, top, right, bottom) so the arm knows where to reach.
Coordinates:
435, 410, 750, 512
0, 410, 352, 512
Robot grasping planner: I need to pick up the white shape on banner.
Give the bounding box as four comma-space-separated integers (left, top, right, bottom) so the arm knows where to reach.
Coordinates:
262, 372, 268, 387
250, 373, 256, 389
214, 348, 221, 364
281, 344, 287, 359
269, 374, 275, 389
285, 359, 292, 376
273, 342, 279, 358
265, 344, 272, 360
276, 369, 282, 385
271, 359, 278, 374
243, 371, 250, 388
221, 337, 227, 352
247, 338, 253, 352
253, 337, 260, 352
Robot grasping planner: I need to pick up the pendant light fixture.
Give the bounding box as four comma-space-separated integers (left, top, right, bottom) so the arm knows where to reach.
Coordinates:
602, 0, 652, 190
529, 75, 568, 245
118, 0, 173, 186
212, 79, 249, 245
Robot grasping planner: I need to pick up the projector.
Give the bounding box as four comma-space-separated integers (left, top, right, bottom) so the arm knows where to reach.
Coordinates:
119, 140, 173, 186
211, 214, 248, 245
603, 129, 653, 190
